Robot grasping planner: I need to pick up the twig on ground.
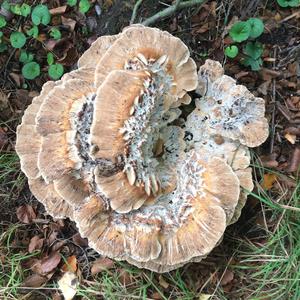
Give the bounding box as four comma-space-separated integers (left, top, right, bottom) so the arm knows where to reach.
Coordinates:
141, 0, 206, 26
270, 47, 277, 154
130, 0, 144, 25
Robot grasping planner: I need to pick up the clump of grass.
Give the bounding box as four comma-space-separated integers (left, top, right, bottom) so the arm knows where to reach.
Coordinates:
0, 223, 40, 299
227, 153, 300, 300
0, 152, 25, 204
75, 264, 197, 299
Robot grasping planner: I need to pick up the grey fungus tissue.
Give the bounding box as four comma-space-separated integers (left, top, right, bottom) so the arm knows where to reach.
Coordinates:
15, 25, 269, 273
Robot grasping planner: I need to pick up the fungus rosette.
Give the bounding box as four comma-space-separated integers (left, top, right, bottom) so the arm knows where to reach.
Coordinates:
16, 26, 268, 272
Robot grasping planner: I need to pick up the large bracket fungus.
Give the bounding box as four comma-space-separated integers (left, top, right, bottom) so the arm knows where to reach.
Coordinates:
16, 25, 268, 273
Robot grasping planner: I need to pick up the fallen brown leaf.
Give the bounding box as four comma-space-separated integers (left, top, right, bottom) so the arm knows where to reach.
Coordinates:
284, 132, 297, 144
72, 233, 88, 247
287, 147, 300, 172
52, 292, 63, 300
61, 16, 76, 32
62, 255, 77, 273
151, 292, 164, 300
51, 240, 67, 252
118, 269, 132, 285
28, 236, 44, 253
9, 72, 22, 87
22, 273, 48, 288
49, 5, 67, 15
262, 173, 277, 190
220, 269, 234, 286
40, 252, 61, 274
260, 68, 281, 81
257, 80, 271, 96
91, 257, 114, 275
16, 205, 36, 224
285, 127, 300, 136
260, 154, 279, 168
58, 46, 78, 66
159, 275, 169, 289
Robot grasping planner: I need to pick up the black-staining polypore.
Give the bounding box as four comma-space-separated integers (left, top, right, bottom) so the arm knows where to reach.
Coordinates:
16, 25, 268, 273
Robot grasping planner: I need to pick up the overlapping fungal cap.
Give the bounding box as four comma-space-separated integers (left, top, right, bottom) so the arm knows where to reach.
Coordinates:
15, 25, 268, 273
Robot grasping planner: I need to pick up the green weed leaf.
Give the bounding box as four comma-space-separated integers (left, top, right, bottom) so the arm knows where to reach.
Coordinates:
243, 41, 263, 59
20, 4, 31, 17
246, 18, 264, 38
26, 25, 39, 38
79, 0, 91, 14
277, 0, 300, 7
242, 56, 263, 71
225, 45, 239, 58
11, 4, 31, 17
50, 27, 62, 40
0, 16, 6, 28
47, 52, 54, 65
31, 5, 51, 25
22, 62, 40, 79
19, 50, 34, 64
229, 21, 251, 43
48, 63, 64, 79
67, 0, 78, 7
10, 32, 26, 48
10, 4, 21, 15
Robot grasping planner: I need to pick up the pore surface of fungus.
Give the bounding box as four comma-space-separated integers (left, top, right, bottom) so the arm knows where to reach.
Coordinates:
16, 26, 268, 272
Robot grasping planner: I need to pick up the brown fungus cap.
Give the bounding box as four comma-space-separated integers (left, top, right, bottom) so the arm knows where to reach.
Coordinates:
15, 26, 268, 273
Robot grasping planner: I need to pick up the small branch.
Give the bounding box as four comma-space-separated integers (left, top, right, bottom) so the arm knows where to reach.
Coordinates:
174, 0, 182, 9
130, 0, 144, 25
141, 0, 205, 27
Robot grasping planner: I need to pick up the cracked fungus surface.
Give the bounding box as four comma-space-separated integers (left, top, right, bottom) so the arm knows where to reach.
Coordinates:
15, 25, 269, 273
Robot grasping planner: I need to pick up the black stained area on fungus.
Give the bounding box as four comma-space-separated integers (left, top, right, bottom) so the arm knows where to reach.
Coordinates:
76, 95, 124, 176
77, 96, 95, 163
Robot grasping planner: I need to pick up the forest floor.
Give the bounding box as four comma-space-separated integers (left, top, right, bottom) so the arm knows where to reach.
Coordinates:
0, 0, 299, 299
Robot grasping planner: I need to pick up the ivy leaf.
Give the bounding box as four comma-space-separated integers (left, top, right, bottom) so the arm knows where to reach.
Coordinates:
225, 45, 239, 58
19, 50, 34, 64
243, 41, 263, 59
246, 18, 264, 39
48, 63, 64, 80
277, 0, 300, 7
10, 32, 26, 48
0, 16, 6, 28
79, 0, 91, 14
22, 62, 40, 80
47, 52, 54, 65
67, 0, 78, 6
50, 27, 62, 40
20, 3, 31, 17
229, 21, 251, 43
26, 25, 39, 38
31, 5, 51, 25
241, 56, 263, 71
